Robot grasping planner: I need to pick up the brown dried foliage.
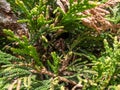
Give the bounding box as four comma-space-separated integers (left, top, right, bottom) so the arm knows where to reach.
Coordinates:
57, 0, 120, 32
81, 0, 120, 32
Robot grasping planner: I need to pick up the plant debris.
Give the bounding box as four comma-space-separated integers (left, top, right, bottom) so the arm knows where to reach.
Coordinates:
81, 0, 120, 32
0, 0, 28, 37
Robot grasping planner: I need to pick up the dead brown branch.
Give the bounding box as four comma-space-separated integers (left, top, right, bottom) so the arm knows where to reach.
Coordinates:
31, 67, 77, 85
81, 0, 120, 32
40, 67, 76, 85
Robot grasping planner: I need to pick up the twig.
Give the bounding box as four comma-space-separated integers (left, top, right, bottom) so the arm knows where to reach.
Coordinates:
16, 79, 21, 90
8, 79, 18, 90
59, 52, 72, 72
31, 67, 77, 85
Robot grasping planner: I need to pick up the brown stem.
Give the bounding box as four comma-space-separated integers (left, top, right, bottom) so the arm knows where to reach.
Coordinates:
31, 67, 77, 85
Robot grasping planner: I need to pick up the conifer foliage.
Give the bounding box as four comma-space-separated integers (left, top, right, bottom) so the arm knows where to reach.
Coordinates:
0, 0, 120, 89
